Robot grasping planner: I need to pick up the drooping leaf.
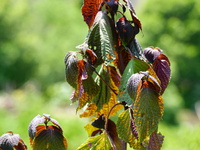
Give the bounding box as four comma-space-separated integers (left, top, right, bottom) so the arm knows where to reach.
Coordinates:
117, 109, 144, 149
103, 0, 118, 19
0, 131, 27, 150
118, 58, 149, 105
92, 66, 111, 110
134, 81, 164, 142
116, 16, 139, 46
82, 0, 104, 28
126, 73, 144, 101
77, 132, 112, 150
153, 54, 171, 95
148, 132, 164, 150
32, 125, 67, 150
77, 74, 100, 110
128, 38, 144, 59
64, 51, 79, 89
92, 115, 105, 129
86, 11, 116, 65
106, 119, 123, 149
114, 46, 132, 75
29, 114, 67, 150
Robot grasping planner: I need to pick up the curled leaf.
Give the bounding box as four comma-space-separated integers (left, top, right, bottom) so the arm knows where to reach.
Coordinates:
143, 47, 162, 63
64, 51, 79, 89
0, 131, 27, 150
153, 54, 171, 95
28, 114, 67, 150
116, 16, 139, 46
127, 73, 144, 101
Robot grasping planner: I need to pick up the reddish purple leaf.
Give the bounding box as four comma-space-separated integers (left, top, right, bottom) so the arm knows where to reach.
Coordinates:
143, 47, 162, 63
153, 54, 171, 95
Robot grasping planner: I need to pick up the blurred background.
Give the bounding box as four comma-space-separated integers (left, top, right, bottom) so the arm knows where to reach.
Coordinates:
0, 0, 199, 149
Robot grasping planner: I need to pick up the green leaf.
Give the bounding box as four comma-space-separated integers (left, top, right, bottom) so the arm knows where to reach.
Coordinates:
117, 109, 145, 149
92, 66, 111, 110
134, 81, 164, 142
118, 58, 149, 105
32, 125, 67, 150
86, 11, 116, 65
77, 132, 112, 150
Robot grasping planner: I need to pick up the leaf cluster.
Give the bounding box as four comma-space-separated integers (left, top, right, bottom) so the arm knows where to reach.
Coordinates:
64, 0, 171, 149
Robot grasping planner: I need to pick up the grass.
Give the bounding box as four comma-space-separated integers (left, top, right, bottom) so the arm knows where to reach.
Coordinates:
0, 82, 200, 149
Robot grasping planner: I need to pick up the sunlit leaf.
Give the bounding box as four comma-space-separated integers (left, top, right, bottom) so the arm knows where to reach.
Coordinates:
92, 66, 111, 110
148, 132, 164, 150
117, 109, 144, 149
82, 0, 104, 28
77, 132, 112, 150
134, 81, 164, 142
118, 58, 149, 105
86, 11, 116, 65
64, 51, 78, 89
153, 54, 171, 95
0, 131, 27, 150
80, 103, 97, 118
84, 123, 100, 137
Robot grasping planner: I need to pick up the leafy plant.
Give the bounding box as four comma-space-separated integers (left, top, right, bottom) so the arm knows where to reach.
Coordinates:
64, 0, 171, 149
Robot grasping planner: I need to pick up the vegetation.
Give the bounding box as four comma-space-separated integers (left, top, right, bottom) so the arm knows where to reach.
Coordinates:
0, 0, 200, 149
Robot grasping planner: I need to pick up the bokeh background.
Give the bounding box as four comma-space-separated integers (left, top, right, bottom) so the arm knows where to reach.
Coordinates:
0, 0, 200, 149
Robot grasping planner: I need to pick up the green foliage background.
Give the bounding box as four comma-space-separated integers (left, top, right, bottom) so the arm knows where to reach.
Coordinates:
0, 0, 200, 149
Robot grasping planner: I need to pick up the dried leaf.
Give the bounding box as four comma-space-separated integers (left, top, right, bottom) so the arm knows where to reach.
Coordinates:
82, 0, 104, 28
123, 0, 142, 30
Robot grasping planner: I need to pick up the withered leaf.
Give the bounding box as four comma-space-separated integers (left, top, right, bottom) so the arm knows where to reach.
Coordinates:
82, 0, 104, 28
